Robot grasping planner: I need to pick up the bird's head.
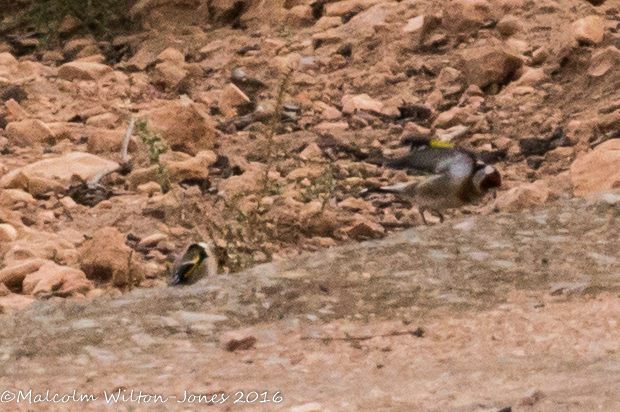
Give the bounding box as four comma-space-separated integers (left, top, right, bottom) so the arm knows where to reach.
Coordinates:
474, 165, 502, 193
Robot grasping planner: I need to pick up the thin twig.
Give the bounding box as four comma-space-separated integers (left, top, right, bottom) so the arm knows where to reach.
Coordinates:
87, 168, 112, 189
121, 116, 135, 163
300, 328, 425, 342
262, 68, 293, 195
87, 116, 136, 188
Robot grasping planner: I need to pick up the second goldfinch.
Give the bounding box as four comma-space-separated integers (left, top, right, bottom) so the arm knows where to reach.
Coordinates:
170, 242, 217, 286
361, 142, 502, 224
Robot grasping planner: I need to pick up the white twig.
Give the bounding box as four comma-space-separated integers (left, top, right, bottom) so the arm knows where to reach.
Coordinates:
121, 116, 135, 163
87, 168, 111, 189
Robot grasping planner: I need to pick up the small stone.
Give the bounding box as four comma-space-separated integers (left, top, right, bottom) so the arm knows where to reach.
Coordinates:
493, 180, 550, 213
0, 223, 18, 242
4, 98, 29, 120
341, 93, 383, 115
138, 233, 168, 249
156, 47, 185, 64
58, 61, 113, 81
0, 259, 50, 290
443, 0, 493, 32
0, 189, 35, 208
219, 328, 257, 352
0, 294, 37, 309
497, 15, 524, 37
457, 45, 523, 88
285, 5, 315, 27
435, 125, 469, 141
572, 15, 605, 45
315, 121, 349, 131
59, 196, 78, 209
219, 83, 251, 118
137, 181, 162, 196
85, 112, 119, 129
403, 15, 425, 33
531, 47, 549, 65
290, 402, 323, 412
343, 215, 385, 240
22, 260, 93, 297
87, 129, 136, 153
5, 119, 55, 147
299, 143, 323, 160
338, 197, 376, 213
588, 46, 620, 78
152, 61, 188, 89
571, 139, 620, 196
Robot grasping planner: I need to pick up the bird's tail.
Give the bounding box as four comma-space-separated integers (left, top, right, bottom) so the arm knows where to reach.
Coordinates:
383, 156, 417, 170
359, 182, 410, 197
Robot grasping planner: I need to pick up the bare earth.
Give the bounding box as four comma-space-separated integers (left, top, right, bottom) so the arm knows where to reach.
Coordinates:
1, 192, 620, 412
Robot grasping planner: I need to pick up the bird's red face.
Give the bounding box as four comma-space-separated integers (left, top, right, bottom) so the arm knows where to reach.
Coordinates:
479, 166, 502, 192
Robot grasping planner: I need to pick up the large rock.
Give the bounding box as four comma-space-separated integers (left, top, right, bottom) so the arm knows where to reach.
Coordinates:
571, 139, 620, 196
22, 261, 93, 297
5, 119, 55, 147
143, 99, 217, 156
58, 62, 113, 81
457, 45, 523, 88
80, 227, 143, 287
20, 152, 119, 197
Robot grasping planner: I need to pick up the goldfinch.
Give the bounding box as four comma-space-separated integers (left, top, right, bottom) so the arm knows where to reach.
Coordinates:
170, 242, 217, 286
361, 141, 502, 224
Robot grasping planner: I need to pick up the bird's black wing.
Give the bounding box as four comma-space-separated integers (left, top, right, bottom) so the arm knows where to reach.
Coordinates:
384, 147, 472, 174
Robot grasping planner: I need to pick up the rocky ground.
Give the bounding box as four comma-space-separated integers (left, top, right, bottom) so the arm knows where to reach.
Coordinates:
1, 0, 620, 410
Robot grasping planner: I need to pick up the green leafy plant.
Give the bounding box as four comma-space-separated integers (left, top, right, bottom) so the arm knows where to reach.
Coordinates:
136, 120, 170, 192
